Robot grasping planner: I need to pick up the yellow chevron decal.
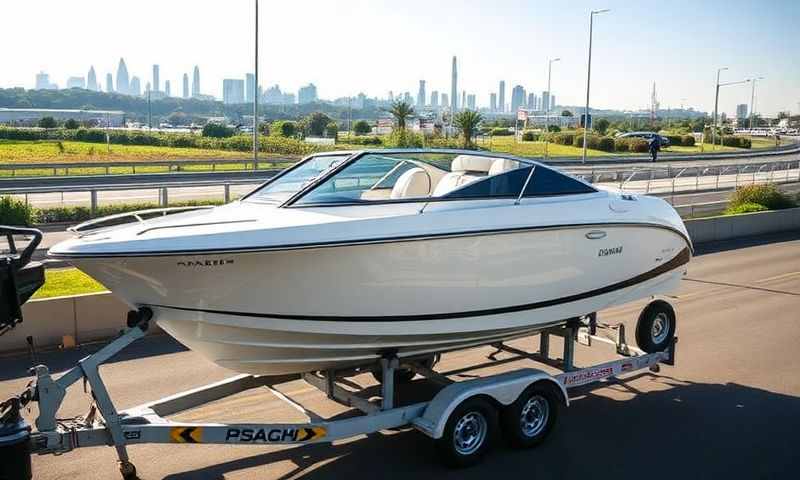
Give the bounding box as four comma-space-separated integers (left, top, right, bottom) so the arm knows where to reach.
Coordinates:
170, 427, 203, 443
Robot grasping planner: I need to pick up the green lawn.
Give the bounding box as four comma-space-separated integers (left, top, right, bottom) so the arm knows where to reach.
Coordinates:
477, 136, 612, 157
32, 268, 107, 299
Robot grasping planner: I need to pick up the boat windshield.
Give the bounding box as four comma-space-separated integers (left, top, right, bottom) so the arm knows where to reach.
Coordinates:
245, 154, 350, 204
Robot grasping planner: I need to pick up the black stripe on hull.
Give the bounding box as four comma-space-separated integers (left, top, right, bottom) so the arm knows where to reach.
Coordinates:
150, 247, 691, 323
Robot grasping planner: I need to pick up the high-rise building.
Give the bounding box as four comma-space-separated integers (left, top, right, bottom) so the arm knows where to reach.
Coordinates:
527, 93, 535, 109
441, 93, 449, 110
467, 94, 476, 110
511, 85, 526, 112
164, 80, 171, 97
736, 103, 748, 119
542, 91, 550, 112
431, 91, 439, 108
462, 91, 467, 111
490, 93, 497, 112
87, 66, 98, 91
417, 80, 426, 109
450, 56, 458, 111
130, 77, 141, 96
105, 73, 114, 93
152, 65, 160, 93
223, 79, 245, 104
182, 73, 189, 98
298, 84, 318, 104
263, 85, 295, 105
498, 81, 506, 113
245, 73, 255, 103
403, 92, 412, 104
550, 95, 556, 110
66, 77, 85, 89
192, 66, 200, 97
116, 58, 129, 95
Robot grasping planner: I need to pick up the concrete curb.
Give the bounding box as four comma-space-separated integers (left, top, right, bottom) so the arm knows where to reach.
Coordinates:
2, 207, 799, 354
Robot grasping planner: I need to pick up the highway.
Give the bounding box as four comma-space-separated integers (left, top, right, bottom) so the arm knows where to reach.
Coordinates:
1, 232, 799, 479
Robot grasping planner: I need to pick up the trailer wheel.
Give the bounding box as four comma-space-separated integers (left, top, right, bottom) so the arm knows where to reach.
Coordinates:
119, 461, 137, 480
635, 300, 676, 353
436, 397, 497, 468
501, 382, 561, 449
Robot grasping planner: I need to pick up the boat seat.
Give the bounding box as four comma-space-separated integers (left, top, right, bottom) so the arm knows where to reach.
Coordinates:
489, 158, 519, 176
433, 155, 495, 197
390, 167, 431, 199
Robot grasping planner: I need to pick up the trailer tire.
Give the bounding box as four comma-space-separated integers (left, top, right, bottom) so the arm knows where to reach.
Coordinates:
436, 397, 498, 468
501, 382, 561, 449
636, 300, 676, 353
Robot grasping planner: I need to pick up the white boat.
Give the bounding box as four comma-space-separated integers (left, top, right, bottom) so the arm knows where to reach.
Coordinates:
49, 149, 692, 375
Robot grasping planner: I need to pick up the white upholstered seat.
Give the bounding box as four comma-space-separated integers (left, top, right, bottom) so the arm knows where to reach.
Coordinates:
390, 167, 431, 199
432, 155, 495, 197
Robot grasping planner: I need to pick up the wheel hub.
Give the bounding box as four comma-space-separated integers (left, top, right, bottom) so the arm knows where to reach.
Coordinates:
651, 312, 670, 344
520, 395, 549, 437
453, 411, 487, 455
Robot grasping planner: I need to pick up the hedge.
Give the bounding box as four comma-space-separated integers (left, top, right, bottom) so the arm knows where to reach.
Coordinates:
521, 131, 540, 142
339, 135, 383, 146
729, 184, 795, 211
614, 137, 649, 153
722, 136, 751, 148
490, 128, 513, 136
547, 132, 574, 145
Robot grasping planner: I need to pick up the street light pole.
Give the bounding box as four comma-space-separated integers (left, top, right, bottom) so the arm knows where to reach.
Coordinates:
712, 67, 727, 148
544, 57, 560, 159
253, 0, 260, 170
749, 76, 764, 130
582, 9, 609, 164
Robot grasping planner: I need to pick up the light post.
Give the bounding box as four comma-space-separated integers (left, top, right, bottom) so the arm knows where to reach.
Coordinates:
582, 9, 609, 164
712, 68, 749, 148
544, 57, 560, 159
749, 76, 764, 130
253, 0, 260, 170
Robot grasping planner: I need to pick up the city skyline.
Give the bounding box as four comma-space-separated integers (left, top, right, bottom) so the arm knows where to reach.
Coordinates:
3, 0, 798, 116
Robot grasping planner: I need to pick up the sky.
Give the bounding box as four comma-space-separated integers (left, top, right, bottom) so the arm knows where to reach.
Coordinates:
2, 0, 798, 116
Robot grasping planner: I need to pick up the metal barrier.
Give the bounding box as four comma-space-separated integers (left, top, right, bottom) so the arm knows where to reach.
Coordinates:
0, 158, 294, 177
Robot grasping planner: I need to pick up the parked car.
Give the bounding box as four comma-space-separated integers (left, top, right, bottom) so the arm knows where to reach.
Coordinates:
616, 131, 670, 147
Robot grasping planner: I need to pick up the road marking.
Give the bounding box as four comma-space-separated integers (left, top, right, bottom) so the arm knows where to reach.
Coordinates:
683, 277, 800, 297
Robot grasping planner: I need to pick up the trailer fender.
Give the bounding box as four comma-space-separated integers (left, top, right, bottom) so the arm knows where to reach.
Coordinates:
411, 368, 568, 439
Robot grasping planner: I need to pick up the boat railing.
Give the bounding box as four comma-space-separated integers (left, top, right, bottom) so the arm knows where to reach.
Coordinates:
69, 206, 214, 235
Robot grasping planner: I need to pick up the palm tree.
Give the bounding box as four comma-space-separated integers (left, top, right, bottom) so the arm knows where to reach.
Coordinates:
454, 110, 484, 148
388, 100, 415, 131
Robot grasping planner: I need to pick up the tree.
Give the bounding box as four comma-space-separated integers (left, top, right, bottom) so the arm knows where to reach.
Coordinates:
325, 121, 339, 139
388, 100, 414, 130
453, 110, 483, 148
594, 118, 610, 135
561, 110, 573, 117
167, 111, 189, 126
353, 120, 372, 135
64, 118, 79, 129
271, 120, 297, 137
201, 122, 234, 138
305, 112, 331, 137
38, 116, 57, 128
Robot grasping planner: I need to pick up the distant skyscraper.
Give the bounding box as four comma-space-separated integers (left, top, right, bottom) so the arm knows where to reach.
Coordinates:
192, 66, 200, 97
451, 56, 458, 111
441, 93, 449, 110
527, 93, 535, 109
245, 73, 255, 103
106, 73, 114, 93
550, 95, 556, 110
35, 72, 57, 90
403, 92, 412, 104
511, 85, 526, 112
417, 80, 426, 109
164, 80, 171, 97
467, 94, 476, 110
298, 84, 318, 104
388, 91, 394, 102
130, 77, 141, 96
145, 82, 151, 93
542, 91, 550, 112
66, 77, 85, 89
431, 91, 439, 108
462, 91, 466, 111
116, 58, 129, 95
736, 103, 748, 119
182, 74, 189, 98
223, 79, 245, 104
152, 65, 160, 93
87, 66, 98, 91
498, 81, 506, 113
490, 93, 497, 112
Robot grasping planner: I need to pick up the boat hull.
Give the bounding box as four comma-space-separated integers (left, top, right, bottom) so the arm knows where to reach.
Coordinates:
69, 223, 690, 375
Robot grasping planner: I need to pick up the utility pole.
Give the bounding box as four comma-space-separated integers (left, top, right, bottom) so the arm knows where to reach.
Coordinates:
253, 0, 260, 170
147, 89, 152, 130
582, 9, 609, 164
749, 76, 764, 129
712, 67, 727, 147
544, 57, 560, 159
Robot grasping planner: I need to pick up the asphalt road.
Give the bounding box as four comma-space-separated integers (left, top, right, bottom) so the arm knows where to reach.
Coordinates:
1, 232, 799, 479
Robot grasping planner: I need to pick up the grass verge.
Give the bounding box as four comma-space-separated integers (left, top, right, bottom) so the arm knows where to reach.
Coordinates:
32, 268, 107, 300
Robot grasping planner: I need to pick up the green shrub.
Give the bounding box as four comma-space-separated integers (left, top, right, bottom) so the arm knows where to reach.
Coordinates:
548, 132, 574, 145
722, 136, 751, 148
202, 122, 235, 138
325, 122, 339, 139
597, 136, 615, 152
724, 202, 769, 215
665, 135, 682, 147
0, 196, 35, 226
614, 137, 649, 153
521, 131, 539, 142
34, 200, 225, 224
681, 135, 695, 147
38, 117, 57, 129
729, 184, 796, 211
384, 130, 424, 148
573, 134, 604, 150
64, 119, 79, 130
490, 127, 513, 136
353, 120, 372, 135
339, 135, 383, 146
271, 120, 297, 137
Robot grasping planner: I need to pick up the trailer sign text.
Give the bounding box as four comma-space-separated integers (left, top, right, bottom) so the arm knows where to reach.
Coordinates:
225, 426, 326, 444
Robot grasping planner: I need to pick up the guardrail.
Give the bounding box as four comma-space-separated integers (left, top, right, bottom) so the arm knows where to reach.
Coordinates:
0, 158, 293, 176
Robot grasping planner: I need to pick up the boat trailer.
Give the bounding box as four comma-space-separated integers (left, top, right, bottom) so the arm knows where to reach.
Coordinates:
1, 304, 676, 479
